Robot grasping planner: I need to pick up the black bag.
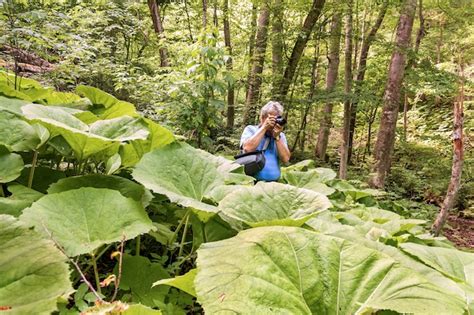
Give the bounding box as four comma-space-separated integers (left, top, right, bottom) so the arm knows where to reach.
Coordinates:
234, 138, 270, 176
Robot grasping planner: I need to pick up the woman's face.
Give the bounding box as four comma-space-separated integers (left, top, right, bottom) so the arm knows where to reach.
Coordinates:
260, 110, 279, 124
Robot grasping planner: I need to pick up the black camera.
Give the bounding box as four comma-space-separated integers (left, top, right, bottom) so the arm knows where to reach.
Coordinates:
276, 115, 287, 126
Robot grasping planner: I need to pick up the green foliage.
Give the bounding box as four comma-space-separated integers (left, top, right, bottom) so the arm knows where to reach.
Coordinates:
164, 31, 231, 147
20, 187, 154, 256
0, 81, 473, 314
117, 255, 170, 307
218, 182, 331, 228
0, 0, 473, 311
0, 215, 73, 314
195, 226, 467, 314
0, 145, 23, 183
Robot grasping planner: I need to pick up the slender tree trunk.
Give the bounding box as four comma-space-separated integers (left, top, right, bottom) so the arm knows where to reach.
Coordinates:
243, 5, 271, 125
348, 0, 389, 162
202, 0, 208, 28
401, 0, 425, 141
278, 0, 325, 102
369, 0, 417, 188
352, 0, 359, 75
406, 0, 425, 69
223, 0, 235, 129
271, 0, 284, 98
147, 0, 170, 67
184, 0, 194, 42
431, 58, 464, 236
291, 32, 321, 152
339, 0, 353, 179
213, 0, 218, 27
245, 4, 258, 101
315, 11, 342, 160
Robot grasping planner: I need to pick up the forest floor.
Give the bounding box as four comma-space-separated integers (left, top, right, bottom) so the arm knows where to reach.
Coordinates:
444, 214, 474, 250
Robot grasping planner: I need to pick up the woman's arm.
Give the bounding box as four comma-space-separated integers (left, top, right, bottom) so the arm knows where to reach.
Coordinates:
242, 115, 276, 153
273, 125, 291, 163
242, 126, 267, 153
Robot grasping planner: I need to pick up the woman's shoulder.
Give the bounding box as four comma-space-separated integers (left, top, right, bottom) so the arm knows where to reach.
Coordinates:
243, 125, 259, 133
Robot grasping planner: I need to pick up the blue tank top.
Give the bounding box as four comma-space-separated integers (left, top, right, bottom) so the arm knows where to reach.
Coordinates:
240, 125, 288, 181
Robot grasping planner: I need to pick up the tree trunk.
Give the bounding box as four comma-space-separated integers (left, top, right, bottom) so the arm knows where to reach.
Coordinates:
339, 0, 353, 179
278, 0, 325, 102
369, 0, 417, 188
271, 0, 284, 98
147, 0, 170, 67
245, 4, 258, 101
406, 0, 426, 69
213, 0, 218, 27
431, 59, 464, 236
202, 0, 208, 28
184, 0, 194, 42
223, 0, 235, 129
291, 32, 321, 152
401, 0, 425, 141
315, 11, 342, 160
243, 6, 271, 125
348, 0, 389, 162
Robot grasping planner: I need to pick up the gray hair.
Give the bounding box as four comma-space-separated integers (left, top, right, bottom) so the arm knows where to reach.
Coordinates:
260, 101, 284, 118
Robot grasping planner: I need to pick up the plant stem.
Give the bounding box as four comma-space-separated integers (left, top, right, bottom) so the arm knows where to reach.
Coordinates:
72, 244, 112, 286
0, 184, 4, 197
111, 236, 125, 302
91, 253, 102, 295
41, 222, 103, 302
28, 150, 38, 188
178, 212, 190, 258
135, 235, 140, 256
170, 210, 191, 245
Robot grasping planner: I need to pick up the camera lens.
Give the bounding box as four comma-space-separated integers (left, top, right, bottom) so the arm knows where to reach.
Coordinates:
276, 116, 287, 126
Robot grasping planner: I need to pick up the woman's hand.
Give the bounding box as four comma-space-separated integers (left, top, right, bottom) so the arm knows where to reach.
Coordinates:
263, 115, 276, 130
272, 124, 283, 139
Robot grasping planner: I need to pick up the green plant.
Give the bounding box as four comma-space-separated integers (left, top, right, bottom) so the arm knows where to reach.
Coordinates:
1, 78, 473, 315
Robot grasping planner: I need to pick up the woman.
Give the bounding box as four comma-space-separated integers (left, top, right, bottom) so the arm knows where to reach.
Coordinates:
240, 101, 291, 181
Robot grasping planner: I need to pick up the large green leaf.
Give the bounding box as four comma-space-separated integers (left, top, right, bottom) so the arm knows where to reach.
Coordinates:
195, 226, 466, 314
132, 142, 235, 221
153, 269, 197, 297
90, 116, 149, 141
282, 159, 315, 171
75, 85, 139, 119
0, 111, 41, 151
47, 174, 153, 207
20, 187, 154, 256
0, 215, 73, 314
307, 219, 474, 312
0, 83, 32, 101
401, 243, 474, 287
0, 146, 24, 183
333, 207, 426, 238
0, 70, 43, 89
22, 104, 148, 160
281, 169, 335, 195
76, 85, 120, 109
120, 119, 175, 167
0, 96, 30, 115
218, 182, 331, 228
0, 184, 43, 216
117, 255, 170, 307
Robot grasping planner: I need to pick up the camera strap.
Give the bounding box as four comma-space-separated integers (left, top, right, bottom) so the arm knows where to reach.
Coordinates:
262, 137, 270, 152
